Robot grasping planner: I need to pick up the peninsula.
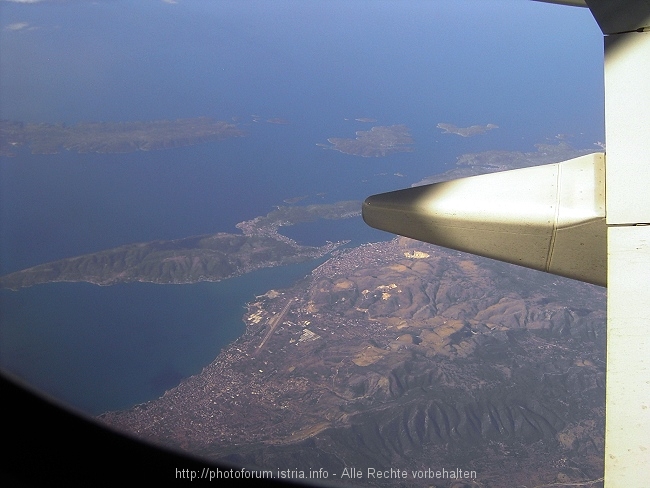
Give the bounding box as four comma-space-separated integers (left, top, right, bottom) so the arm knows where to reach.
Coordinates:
0, 201, 360, 290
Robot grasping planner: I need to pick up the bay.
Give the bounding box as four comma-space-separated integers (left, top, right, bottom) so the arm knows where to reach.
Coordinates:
0, 259, 320, 416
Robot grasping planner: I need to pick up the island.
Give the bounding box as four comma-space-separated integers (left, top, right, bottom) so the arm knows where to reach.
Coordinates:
319, 125, 414, 157
412, 142, 596, 186
437, 122, 498, 137
0, 201, 360, 290
100, 236, 605, 487
282, 195, 309, 204
0, 117, 246, 157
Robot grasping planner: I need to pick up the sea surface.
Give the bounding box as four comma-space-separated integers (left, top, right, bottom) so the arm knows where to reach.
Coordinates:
0, 1, 604, 416
0, 260, 323, 415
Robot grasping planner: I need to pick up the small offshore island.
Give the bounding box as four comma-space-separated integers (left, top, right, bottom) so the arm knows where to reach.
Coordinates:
0, 201, 360, 290
319, 125, 414, 157
437, 122, 498, 138
0, 117, 245, 157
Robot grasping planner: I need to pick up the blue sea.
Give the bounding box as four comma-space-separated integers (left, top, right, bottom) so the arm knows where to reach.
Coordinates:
0, 262, 323, 415
0, 1, 604, 416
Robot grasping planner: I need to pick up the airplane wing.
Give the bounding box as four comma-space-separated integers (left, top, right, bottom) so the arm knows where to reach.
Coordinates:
363, 1, 650, 485
363, 153, 607, 286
